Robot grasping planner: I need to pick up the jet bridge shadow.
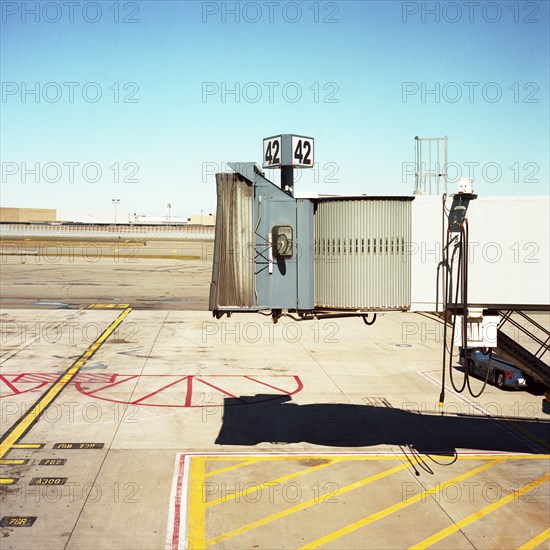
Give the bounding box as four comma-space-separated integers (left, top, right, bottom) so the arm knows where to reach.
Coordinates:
215, 395, 550, 455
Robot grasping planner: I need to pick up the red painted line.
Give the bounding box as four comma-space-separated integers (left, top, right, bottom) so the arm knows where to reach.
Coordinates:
132, 376, 189, 405
23, 373, 57, 383
184, 377, 193, 408
79, 374, 139, 396
244, 375, 303, 395
2, 372, 305, 408
76, 373, 117, 383
0, 375, 20, 395
194, 378, 241, 400
0, 375, 49, 398
171, 453, 186, 550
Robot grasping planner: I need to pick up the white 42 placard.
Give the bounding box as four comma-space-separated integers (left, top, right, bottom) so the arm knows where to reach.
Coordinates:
291, 136, 314, 167
263, 135, 282, 168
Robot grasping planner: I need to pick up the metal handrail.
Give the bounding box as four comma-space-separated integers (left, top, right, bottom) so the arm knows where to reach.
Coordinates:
498, 310, 550, 362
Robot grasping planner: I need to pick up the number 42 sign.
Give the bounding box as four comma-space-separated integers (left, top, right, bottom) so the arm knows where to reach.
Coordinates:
291, 136, 313, 167
263, 134, 314, 169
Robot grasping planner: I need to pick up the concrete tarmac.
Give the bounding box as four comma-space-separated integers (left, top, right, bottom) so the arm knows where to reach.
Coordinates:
0, 244, 549, 549
0, 239, 213, 309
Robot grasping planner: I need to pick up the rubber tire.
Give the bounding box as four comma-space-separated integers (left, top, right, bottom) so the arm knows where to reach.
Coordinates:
496, 371, 505, 389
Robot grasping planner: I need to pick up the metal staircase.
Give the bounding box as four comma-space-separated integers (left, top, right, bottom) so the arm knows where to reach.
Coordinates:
497, 311, 550, 388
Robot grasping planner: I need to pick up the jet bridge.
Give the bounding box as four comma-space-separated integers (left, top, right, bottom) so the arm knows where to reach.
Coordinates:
208, 133, 550, 398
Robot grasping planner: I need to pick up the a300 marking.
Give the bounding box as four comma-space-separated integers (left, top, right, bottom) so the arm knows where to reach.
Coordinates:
29, 477, 68, 486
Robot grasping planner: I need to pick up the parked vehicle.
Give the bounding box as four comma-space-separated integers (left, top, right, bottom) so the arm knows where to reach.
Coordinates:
459, 349, 527, 390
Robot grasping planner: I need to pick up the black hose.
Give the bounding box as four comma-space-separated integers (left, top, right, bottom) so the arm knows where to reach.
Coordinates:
448, 228, 468, 393
362, 314, 377, 326
438, 195, 449, 405
466, 348, 493, 398
462, 223, 469, 378
444, 240, 460, 358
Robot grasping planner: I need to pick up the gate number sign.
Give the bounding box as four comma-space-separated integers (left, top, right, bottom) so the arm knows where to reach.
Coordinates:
263, 135, 281, 168
291, 136, 313, 167
263, 134, 314, 169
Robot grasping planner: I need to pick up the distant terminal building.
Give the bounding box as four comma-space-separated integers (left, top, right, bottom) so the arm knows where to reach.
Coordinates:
187, 213, 216, 226
0, 207, 57, 223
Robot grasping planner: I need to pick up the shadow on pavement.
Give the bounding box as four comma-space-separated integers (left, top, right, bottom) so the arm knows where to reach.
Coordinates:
215, 394, 550, 455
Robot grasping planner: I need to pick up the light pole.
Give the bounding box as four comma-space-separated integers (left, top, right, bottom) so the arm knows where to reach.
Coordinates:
201, 209, 204, 225
88, 215, 94, 226
167, 203, 171, 225
112, 198, 120, 225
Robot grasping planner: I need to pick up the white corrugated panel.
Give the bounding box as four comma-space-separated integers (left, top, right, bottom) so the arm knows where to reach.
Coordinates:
314, 199, 411, 309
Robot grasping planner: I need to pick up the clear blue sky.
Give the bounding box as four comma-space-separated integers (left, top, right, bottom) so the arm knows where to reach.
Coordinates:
1, 0, 548, 222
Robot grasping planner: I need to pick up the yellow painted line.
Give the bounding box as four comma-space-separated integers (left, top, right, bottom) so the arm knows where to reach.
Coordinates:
201, 456, 252, 461
0, 307, 132, 460
188, 456, 206, 550
206, 458, 342, 507
0, 459, 26, 465
0, 478, 18, 485
300, 458, 503, 550
11, 444, 43, 449
204, 458, 259, 479
202, 455, 391, 461
205, 461, 410, 546
410, 472, 550, 550
518, 527, 550, 550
